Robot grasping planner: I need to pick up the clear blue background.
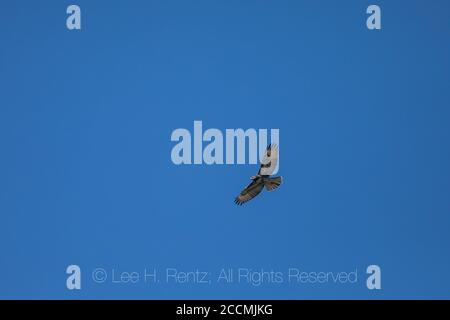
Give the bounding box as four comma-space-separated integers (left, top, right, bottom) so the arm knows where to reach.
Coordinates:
1, 0, 449, 299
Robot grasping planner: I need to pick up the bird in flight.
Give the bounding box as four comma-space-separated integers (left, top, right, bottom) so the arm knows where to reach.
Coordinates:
234, 144, 282, 205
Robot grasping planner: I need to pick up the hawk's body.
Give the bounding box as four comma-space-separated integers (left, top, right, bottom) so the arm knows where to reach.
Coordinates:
234, 144, 282, 205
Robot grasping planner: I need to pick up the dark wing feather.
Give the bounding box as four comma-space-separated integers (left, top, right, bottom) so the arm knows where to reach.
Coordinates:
234, 179, 264, 205
264, 176, 282, 191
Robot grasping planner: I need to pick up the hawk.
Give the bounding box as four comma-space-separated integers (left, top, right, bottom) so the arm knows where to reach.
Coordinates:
234, 144, 282, 205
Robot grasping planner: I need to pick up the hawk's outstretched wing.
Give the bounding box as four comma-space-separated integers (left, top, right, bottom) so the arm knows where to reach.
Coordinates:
234, 179, 264, 205
259, 144, 279, 176
264, 176, 282, 191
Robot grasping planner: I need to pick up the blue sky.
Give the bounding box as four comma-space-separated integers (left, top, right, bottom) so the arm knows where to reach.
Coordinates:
1, 0, 450, 299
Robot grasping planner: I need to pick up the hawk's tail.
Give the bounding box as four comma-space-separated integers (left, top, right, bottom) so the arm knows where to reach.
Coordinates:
264, 176, 282, 191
